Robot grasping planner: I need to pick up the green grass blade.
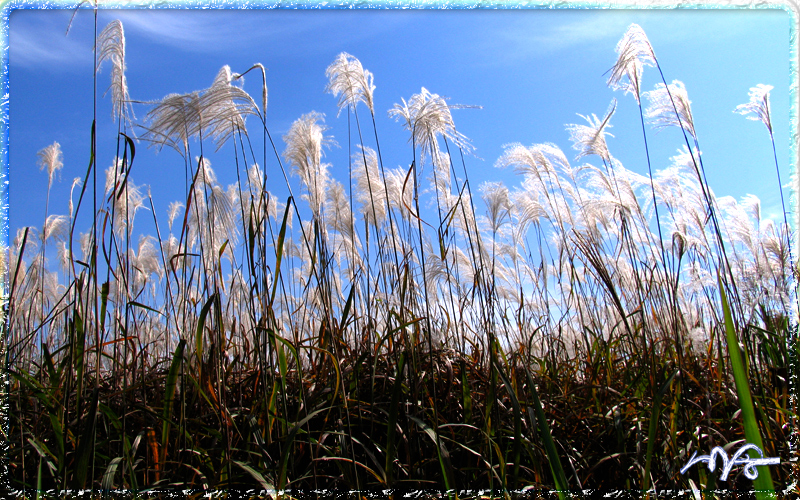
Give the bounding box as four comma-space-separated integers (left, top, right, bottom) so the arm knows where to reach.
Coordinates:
270, 196, 293, 307
102, 457, 123, 494
523, 364, 570, 499
406, 414, 454, 491
719, 275, 776, 498
385, 350, 406, 486
161, 339, 186, 466
196, 292, 218, 372
73, 310, 86, 410
339, 284, 356, 334
233, 459, 276, 492
460, 359, 473, 424
36, 457, 42, 500
74, 386, 99, 489
643, 368, 678, 493
270, 330, 301, 395
493, 358, 522, 489
128, 300, 165, 318
41, 344, 57, 389
48, 412, 65, 476
277, 407, 328, 491
99, 281, 109, 336
28, 436, 57, 472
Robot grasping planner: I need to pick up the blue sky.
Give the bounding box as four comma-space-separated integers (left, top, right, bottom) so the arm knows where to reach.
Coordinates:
3, 5, 794, 253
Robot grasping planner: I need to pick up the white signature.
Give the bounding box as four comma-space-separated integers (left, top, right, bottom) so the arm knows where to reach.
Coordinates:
679, 443, 780, 480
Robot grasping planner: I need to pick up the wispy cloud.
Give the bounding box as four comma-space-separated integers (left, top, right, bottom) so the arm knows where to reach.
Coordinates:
484, 11, 635, 64
533, 16, 626, 50
469, 9, 766, 67
110, 10, 268, 53
9, 9, 346, 71
9, 10, 92, 71
110, 10, 393, 55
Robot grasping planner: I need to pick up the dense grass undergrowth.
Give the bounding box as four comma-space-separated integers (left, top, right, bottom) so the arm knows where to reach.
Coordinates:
5, 322, 797, 495
2, 15, 798, 498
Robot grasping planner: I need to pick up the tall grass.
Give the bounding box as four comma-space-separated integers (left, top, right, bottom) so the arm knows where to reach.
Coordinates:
3, 18, 796, 497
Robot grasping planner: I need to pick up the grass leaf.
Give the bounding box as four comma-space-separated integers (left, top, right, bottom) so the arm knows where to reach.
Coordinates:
523, 363, 570, 499
718, 275, 776, 498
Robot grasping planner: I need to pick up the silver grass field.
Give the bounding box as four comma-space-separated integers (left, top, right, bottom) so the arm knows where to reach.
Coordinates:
2, 15, 798, 499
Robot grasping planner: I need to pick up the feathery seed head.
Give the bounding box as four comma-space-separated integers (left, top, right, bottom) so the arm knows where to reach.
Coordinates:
104, 157, 125, 198
41, 215, 68, 244
195, 156, 218, 187
201, 66, 258, 150
495, 142, 569, 183
566, 99, 616, 163
162, 234, 180, 270
669, 145, 701, 173
186, 164, 239, 252
0, 244, 7, 287
672, 230, 686, 259
325, 179, 355, 241
643, 80, 696, 139
283, 112, 332, 176
384, 166, 414, 218
143, 92, 202, 153
734, 84, 773, 133
352, 146, 387, 227
79, 232, 91, 261
741, 193, 761, 224
167, 201, 183, 232
607, 24, 655, 102
14, 227, 37, 255
480, 182, 511, 234
325, 52, 376, 116
135, 235, 164, 280
97, 20, 125, 75
97, 20, 133, 123
144, 66, 257, 153
389, 88, 475, 161
231, 63, 268, 122
56, 240, 71, 273
104, 161, 147, 237
283, 112, 335, 217
37, 142, 63, 190
247, 163, 264, 192
510, 188, 547, 236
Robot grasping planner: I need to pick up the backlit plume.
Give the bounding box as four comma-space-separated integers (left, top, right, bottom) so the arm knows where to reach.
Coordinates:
734, 84, 773, 133
37, 142, 63, 190
283, 112, 335, 219
644, 80, 696, 140
97, 20, 133, 123
607, 23, 655, 102
566, 99, 617, 164
389, 87, 475, 161
325, 52, 376, 116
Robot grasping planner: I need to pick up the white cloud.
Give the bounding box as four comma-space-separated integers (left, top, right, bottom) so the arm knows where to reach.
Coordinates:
8, 10, 92, 71
491, 12, 635, 61
8, 9, 335, 71
110, 10, 255, 52
109, 9, 354, 54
